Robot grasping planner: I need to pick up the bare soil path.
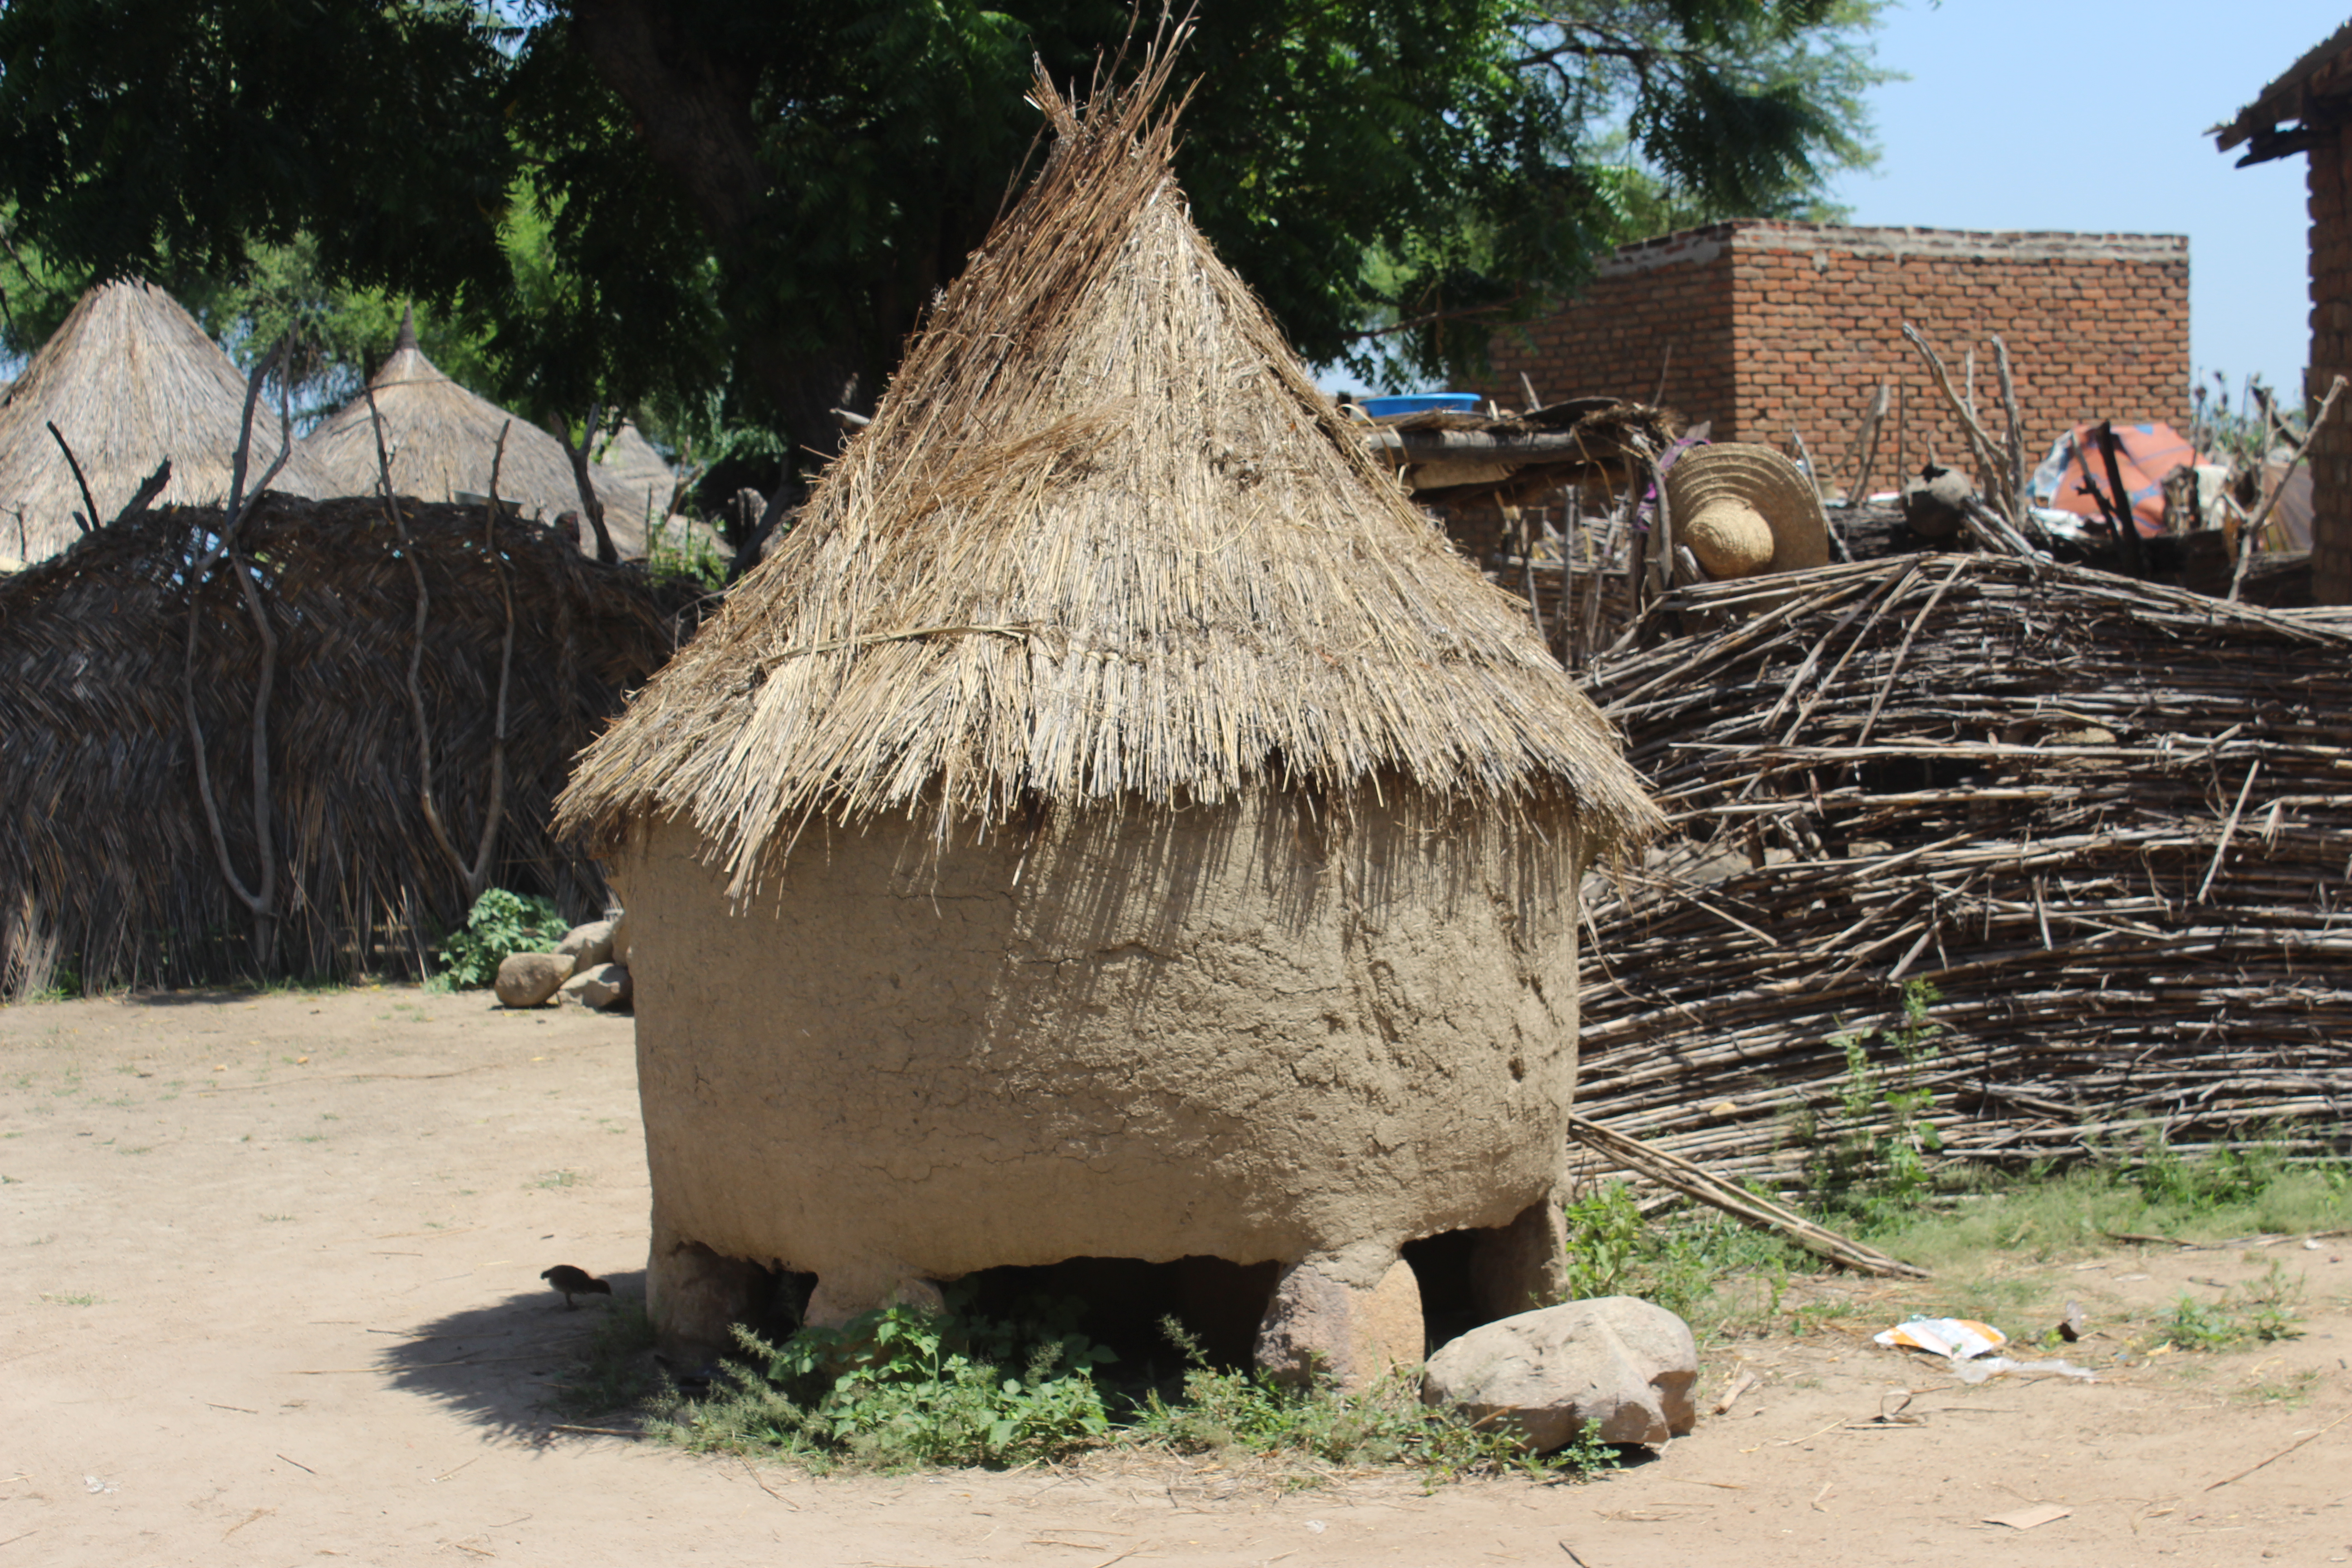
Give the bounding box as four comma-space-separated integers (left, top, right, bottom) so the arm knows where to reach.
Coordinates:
3, 988, 2347, 1566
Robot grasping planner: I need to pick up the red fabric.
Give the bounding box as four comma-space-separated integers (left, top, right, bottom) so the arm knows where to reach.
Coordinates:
2049, 422, 2203, 538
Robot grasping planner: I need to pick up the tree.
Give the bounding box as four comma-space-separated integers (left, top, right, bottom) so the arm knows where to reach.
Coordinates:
0, 0, 1881, 470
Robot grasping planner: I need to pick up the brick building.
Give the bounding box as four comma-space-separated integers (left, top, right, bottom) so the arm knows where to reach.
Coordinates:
2220, 20, 2352, 605
1470, 221, 2190, 496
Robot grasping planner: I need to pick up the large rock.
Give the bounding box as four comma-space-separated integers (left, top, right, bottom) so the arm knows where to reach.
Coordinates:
560, 961, 632, 1010
494, 951, 574, 1008
1422, 1296, 1697, 1450
557, 918, 617, 969
1253, 1245, 1425, 1390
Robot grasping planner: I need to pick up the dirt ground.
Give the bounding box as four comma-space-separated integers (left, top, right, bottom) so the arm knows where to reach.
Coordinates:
3, 987, 2348, 1568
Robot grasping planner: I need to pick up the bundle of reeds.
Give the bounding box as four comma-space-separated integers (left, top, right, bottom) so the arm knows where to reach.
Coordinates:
1573, 555, 2352, 1191
0, 495, 682, 995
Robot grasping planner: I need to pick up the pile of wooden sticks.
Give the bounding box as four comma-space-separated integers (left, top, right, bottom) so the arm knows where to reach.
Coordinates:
1573, 554, 2352, 1193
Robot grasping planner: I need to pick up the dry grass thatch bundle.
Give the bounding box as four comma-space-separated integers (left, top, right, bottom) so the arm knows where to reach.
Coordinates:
0, 279, 330, 564
300, 319, 657, 555
0, 495, 680, 996
1573, 554, 2352, 1188
557, 52, 1659, 884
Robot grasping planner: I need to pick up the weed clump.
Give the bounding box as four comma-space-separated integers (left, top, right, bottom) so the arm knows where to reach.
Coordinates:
431, 888, 567, 989
660, 1296, 1114, 1471
649, 1294, 1618, 1482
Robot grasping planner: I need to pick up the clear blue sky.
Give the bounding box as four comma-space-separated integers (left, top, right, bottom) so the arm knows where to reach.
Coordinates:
1828, 0, 2342, 402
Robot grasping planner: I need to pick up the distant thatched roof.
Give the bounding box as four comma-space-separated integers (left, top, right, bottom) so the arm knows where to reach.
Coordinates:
595, 421, 677, 516
300, 318, 657, 555
0, 279, 331, 564
559, 54, 1659, 884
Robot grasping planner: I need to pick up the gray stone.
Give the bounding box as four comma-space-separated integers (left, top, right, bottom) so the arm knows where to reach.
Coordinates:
494, 951, 573, 1008
559, 961, 632, 1010
1254, 1246, 1425, 1390
557, 919, 617, 969
1422, 1296, 1698, 1451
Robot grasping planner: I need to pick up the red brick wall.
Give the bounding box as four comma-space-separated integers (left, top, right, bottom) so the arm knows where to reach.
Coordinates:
1477, 223, 2190, 500
2309, 124, 2352, 604
1484, 227, 1737, 431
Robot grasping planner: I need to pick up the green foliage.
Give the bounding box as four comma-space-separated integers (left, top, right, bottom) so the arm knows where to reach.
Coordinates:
1808, 980, 1945, 1219
0, 0, 1889, 439
433, 888, 566, 989
664, 1295, 1115, 1471
1560, 1181, 1807, 1334
2156, 1264, 2305, 1352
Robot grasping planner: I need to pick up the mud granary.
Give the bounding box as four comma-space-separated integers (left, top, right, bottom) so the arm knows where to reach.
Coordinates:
555, 59, 1660, 1380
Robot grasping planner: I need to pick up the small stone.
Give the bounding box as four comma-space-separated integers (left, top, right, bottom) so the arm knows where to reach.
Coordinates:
1422, 1295, 1698, 1451
1254, 1250, 1425, 1390
557, 919, 616, 969
559, 961, 632, 1010
494, 951, 573, 1008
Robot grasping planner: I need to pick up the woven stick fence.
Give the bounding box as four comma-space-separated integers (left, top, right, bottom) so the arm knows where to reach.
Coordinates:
1573, 554, 2352, 1194
0, 495, 685, 996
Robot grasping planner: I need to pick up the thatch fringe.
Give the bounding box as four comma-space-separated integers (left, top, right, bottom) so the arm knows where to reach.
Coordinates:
0, 495, 683, 996
557, 50, 1659, 889
1572, 555, 2352, 1190
0, 279, 330, 565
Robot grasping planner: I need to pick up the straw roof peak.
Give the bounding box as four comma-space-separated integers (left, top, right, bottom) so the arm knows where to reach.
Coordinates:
558, 46, 1660, 881
300, 330, 663, 554
0, 278, 332, 564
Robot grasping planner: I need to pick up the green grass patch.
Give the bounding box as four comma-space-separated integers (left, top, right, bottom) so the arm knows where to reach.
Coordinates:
649, 1293, 1617, 1483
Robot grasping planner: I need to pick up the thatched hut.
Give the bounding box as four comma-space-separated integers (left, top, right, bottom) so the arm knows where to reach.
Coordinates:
594, 421, 676, 518
300, 317, 657, 555
0, 279, 330, 566
557, 63, 1659, 1371
0, 494, 679, 998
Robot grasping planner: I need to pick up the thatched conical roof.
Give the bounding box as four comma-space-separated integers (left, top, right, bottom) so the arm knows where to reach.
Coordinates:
558, 57, 1660, 883
300, 316, 655, 554
0, 279, 331, 564
596, 421, 676, 509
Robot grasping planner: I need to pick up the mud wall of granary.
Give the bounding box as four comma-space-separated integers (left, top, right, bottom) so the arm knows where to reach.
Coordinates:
1475, 222, 2191, 497
615, 787, 1585, 1292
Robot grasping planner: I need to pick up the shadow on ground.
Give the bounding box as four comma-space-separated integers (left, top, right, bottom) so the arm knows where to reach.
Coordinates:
382, 1269, 651, 1436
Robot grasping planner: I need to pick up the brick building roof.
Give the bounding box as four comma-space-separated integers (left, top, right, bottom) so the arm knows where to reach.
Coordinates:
2217, 18, 2352, 165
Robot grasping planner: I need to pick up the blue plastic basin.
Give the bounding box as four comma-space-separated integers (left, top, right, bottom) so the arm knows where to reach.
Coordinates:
1358, 392, 1483, 417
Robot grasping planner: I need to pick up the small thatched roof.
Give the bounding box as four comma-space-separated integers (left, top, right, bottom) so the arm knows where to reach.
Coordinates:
558, 53, 1659, 885
0, 279, 331, 564
300, 317, 656, 554
596, 421, 677, 510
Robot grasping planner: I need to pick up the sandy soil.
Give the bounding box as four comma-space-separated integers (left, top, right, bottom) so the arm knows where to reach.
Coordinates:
3, 986, 2348, 1567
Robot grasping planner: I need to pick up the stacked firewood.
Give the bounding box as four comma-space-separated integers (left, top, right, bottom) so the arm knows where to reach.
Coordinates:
1573, 555, 2352, 1193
